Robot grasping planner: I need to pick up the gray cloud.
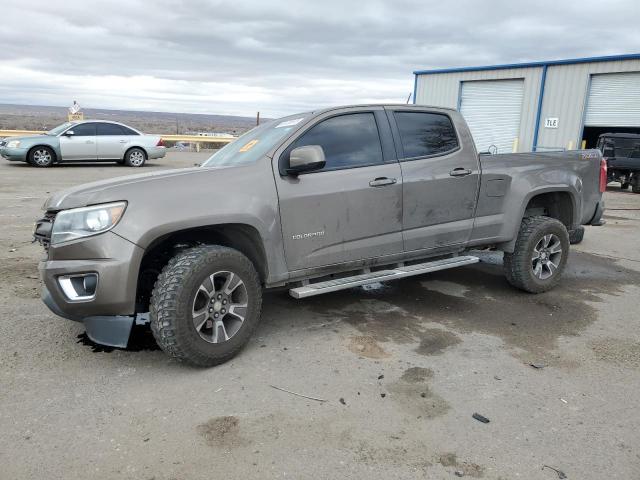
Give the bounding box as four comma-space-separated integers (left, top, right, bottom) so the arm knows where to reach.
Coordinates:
0, 0, 638, 117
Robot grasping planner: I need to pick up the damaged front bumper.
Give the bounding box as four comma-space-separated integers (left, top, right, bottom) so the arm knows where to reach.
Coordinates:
42, 285, 135, 347
38, 230, 145, 348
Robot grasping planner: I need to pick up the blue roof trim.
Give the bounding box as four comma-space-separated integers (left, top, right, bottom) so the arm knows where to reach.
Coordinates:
413, 53, 640, 75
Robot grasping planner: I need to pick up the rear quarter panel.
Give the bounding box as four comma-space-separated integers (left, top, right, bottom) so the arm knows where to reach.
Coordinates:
470, 150, 602, 248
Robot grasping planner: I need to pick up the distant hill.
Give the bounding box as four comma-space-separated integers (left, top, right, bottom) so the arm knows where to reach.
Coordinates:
0, 103, 260, 135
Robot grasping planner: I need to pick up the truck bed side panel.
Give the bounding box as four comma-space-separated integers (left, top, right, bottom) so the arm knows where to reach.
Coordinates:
469, 150, 602, 247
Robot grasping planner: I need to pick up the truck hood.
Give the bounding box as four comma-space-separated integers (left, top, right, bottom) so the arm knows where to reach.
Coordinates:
44, 167, 209, 210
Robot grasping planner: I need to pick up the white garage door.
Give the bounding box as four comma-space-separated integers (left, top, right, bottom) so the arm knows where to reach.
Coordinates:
460, 79, 524, 154
584, 72, 640, 127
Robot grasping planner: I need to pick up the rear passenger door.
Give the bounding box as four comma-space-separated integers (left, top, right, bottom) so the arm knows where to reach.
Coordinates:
274, 108, 403, 271
387, 108, 480, 252
96, 123, 129, 159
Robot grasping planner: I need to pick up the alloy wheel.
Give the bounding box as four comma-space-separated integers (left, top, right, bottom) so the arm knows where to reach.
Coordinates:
191, 271, 248, 343
531, 233, 562, 280
33, 149, 52, 166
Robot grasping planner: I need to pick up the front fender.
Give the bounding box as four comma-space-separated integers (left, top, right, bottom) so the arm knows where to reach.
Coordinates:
22, 137, 61, 160
108, 159, 289, 283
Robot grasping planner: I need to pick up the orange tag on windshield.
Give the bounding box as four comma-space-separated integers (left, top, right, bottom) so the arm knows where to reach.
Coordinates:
239, 139, 259, 152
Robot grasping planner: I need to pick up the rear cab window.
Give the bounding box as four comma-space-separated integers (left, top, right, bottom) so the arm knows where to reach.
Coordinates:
393, 111, 459, 159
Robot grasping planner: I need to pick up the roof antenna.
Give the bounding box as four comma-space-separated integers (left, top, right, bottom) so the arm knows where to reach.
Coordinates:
406, 92, 412, 104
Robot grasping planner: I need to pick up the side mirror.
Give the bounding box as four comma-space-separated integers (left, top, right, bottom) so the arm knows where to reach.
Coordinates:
287, 145, 326, 175
64, 130, 75, 136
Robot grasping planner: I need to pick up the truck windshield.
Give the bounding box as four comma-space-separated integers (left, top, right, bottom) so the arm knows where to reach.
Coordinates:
202, 115, 309, 168
46, 122, 74, 136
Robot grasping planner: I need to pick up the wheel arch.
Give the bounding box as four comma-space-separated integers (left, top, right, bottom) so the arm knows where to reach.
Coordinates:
135, 223, 268, 312
124, 145, 148, 160
499, 187, 577, 253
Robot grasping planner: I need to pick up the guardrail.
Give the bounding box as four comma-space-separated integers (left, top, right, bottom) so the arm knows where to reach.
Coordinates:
0, 130, 236, 147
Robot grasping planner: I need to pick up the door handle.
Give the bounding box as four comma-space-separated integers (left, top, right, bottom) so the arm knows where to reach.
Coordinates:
369, 177, 397, 187
85, 140, 94, 144
119, 140, 127, 143
449, 168, 472, 177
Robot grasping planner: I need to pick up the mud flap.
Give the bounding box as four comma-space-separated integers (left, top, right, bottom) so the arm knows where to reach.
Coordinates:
83, 316, 134, 348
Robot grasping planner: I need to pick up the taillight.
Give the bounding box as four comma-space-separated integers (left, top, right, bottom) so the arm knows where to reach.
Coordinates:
156, 138, 165, 147
599, 158, 608, 193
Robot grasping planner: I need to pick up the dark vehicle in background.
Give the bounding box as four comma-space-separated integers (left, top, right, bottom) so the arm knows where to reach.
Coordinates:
598, 133, 640, 193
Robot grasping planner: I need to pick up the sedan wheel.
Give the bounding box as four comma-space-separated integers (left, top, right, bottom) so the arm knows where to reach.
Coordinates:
29, 147, 54, 167
125, 148, 146, 167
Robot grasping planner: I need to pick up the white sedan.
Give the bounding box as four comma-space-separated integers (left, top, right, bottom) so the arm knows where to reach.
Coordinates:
0, 120, 166, 167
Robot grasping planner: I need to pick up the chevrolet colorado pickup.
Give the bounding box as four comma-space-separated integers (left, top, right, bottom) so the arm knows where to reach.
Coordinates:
35, 104, 607, 366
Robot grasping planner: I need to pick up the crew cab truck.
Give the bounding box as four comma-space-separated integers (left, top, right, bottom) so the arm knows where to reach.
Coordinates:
35, 105, 606, 366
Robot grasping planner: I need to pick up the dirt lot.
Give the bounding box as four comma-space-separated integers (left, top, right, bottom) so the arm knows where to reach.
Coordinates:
1, 153, 639, 479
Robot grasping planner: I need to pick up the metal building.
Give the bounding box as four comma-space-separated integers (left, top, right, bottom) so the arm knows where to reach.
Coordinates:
412, 53, 640, 153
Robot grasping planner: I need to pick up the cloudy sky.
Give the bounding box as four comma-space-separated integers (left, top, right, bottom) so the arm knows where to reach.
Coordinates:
1, 0, 638, 117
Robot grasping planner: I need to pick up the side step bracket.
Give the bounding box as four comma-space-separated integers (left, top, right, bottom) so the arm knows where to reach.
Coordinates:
289, 255, 479, 299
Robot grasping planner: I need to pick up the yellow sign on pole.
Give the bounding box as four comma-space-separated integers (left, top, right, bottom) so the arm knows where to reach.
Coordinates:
68, 112, 84, 122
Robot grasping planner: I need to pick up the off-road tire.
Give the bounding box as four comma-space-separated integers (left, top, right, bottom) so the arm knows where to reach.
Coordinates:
503, 216, 569, 293
124, 147, 146, 167
621, 182, 630, 190
150, 246, 262, 367
569, 226, 585, 244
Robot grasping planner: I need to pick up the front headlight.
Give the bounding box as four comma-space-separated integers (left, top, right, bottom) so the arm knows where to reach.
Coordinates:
51, 202, 127, 245
7, 140, 20, 148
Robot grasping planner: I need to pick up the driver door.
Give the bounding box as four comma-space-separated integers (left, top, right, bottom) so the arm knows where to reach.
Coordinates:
273, 108, 403, 272
59, 123, 98, 160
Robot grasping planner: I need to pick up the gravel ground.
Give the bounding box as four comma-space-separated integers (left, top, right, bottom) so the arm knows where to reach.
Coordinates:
1, 153, 639, 480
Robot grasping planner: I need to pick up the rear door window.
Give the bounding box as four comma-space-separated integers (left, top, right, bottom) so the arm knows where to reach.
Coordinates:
394, 112, 459, 159
289, 112, 383, 170
97, 123, 126, 135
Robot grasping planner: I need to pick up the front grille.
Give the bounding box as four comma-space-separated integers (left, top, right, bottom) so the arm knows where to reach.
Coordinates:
33, 211, 56, 254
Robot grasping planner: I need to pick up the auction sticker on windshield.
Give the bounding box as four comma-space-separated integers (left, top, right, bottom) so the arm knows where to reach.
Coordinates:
239, 139, 259, 152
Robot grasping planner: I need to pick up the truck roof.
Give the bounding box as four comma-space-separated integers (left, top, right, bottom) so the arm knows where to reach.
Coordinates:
313, 103, 457, 115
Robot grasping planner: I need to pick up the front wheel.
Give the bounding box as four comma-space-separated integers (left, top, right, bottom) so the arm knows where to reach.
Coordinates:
503, 216, 569, 293
150, 246, 262, 367
28, 146, 55, 167
124, 148, 146, 167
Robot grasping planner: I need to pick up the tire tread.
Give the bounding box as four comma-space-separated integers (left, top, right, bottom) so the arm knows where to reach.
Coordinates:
150, 245, 262, 366
504, 216, 569, 293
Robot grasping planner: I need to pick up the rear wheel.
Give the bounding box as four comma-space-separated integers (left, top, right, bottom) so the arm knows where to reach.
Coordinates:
28, 146, 54, 167
504, 216, 569, 293
150, 246, 262, 367
124, 147, 146, 167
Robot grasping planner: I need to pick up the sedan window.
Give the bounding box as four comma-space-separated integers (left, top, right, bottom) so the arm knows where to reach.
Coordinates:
97, 123, 126, 136
71, 123, 97, 136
